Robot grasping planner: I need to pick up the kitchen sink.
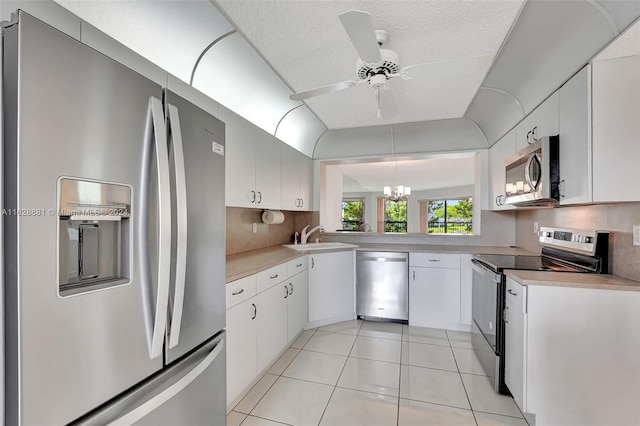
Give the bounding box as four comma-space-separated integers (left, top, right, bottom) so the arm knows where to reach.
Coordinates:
282, 242, 358, 250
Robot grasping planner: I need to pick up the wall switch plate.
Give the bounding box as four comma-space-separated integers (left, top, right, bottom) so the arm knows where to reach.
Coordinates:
533, 222, 539, 234
252, 223, 257, 234
634, 226, 640, 246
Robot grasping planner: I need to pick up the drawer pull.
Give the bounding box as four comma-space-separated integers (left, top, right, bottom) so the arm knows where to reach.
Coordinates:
296, 263, 303, 268
284, 285, 289, 299
508, 289, 518, 296
270, 274, 279, 279
251, 303, 257, 320
231, 288, 245, 296
428, 259, 441, 262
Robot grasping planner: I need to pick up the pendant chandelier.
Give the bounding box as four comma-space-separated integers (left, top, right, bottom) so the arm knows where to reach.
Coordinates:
383, 162, 411, 201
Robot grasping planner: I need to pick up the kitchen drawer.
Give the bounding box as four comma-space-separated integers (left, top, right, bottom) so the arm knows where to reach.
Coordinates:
287, 255, 307, 276
506, 278, 526, 312
409, 253, 461, 269
226, 275, 257, 309
256, 263, 288, 293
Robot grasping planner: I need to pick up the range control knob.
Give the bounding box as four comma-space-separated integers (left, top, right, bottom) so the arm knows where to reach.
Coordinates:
584, 236, 593, 244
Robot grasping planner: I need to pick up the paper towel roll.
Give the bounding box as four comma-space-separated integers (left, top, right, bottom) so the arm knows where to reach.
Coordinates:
262, 210, 285, 225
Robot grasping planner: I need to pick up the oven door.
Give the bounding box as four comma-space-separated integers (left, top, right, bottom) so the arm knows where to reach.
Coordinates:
471, 259, 502, 351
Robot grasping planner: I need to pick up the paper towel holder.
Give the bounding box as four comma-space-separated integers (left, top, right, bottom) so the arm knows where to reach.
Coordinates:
262, 210, 285, 225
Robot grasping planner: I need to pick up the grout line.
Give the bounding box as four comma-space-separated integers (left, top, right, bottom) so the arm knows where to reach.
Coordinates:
401, 396, 475, 412
473, 409, 526, 420
240, 414, 294, 426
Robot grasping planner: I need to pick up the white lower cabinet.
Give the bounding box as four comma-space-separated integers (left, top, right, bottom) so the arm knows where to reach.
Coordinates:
308, 251, 355, 327
504, 277, 527, 412
286, 271, 308, 343
226, 298, 257, 407
409, 253, 462, 330
225, 255, 309, 409
255, 281, 289, 373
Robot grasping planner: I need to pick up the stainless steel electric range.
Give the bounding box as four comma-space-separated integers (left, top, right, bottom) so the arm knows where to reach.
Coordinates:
470, 227, 609, 394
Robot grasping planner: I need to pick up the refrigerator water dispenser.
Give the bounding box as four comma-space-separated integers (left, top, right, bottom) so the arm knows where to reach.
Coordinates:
57, 178, 132, 296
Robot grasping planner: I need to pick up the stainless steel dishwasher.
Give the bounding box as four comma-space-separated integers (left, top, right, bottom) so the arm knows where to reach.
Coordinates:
356, 251, 409, 321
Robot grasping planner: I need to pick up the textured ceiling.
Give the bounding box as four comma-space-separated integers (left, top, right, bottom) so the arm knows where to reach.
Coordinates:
214, 0, 525, 129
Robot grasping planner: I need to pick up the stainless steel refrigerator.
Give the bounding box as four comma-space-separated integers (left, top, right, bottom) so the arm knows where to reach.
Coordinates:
2, 11, 226, 425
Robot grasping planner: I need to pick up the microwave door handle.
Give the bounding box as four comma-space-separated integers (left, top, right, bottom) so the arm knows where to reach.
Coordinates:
167, 104, 188, 349
524, 153, 539, 192
147, 97, 172, 360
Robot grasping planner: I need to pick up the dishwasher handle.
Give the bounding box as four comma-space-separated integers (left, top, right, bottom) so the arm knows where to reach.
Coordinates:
358, 256, 407, 262
471, 259, 502, 283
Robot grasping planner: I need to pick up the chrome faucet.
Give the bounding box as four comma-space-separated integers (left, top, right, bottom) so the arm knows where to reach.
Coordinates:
300, 225, 324, 244
294, 231, 299, 245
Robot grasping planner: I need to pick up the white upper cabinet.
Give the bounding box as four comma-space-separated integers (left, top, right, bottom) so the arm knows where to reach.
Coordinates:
489, 129, 516, 211
515, 91, 559, 152
558, 65, 592, 205
221, 106, 282, 209
592, 54, 640, 202
254, 128, 282, 210
281, 143, 313, 211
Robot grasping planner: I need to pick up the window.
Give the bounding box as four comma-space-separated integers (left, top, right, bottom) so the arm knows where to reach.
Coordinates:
341, 198, 364, 230
384, 199, 407, 233
421, 198, 473, 234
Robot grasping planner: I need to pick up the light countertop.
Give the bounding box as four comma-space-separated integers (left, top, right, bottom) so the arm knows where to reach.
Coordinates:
505, 270, 640, 292
226, 243, 535, 283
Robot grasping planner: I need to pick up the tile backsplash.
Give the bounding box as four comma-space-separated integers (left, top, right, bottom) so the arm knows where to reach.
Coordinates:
516, 203, 640, 281
226, 207, 319, 255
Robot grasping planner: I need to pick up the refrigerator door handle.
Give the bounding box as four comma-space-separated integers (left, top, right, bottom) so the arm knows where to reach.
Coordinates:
148, 97, 172, 360
167, 104, 188, 349
106, 340, 225, 426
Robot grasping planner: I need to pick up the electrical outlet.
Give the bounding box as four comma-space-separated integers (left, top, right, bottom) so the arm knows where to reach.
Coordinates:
633, 226, 640, 246
252, 223, 258, 234
533, 222, 539, 234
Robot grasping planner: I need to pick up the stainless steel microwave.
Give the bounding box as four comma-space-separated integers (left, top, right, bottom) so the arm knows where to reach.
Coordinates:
504, 135, 560, 207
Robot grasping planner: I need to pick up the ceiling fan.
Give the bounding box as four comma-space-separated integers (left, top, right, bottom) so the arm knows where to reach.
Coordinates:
289, 10, 489, 118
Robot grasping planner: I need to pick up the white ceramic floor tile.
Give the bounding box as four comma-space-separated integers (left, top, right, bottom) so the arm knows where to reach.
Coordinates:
318, 319, 362, 335
289, 329, 315, 349
241, 415, 291, 426
320, 387, 399, 426
268, 348, 300, 375
303, 330, 357, 356
402, 325, 450, 346
350, 336, 402, 363
337, 357, 400, 397
359, 321, 403, 340
474, 411, 529, 426
400, 365, 470, 410
452, 347, 487, 375
226, 411, 247, 426
234, 374, 279, 414
251, 377, 334, 426
461, 374, 523, 418
398, 398, 476, 426
282, 350, 347, 385
401, 341, 457, 371
446, 330, 474, 349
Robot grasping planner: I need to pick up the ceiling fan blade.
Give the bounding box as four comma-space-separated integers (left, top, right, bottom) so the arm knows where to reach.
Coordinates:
339, 10, 381, 63
289, 80, 357, 101
378, 89, 399, 119
401, 54, 494, 80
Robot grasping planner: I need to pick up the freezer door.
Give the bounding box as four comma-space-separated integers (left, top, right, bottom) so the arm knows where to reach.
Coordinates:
3, 13, 166, 425
164, 90, 226, 364
74, 333, 226, 426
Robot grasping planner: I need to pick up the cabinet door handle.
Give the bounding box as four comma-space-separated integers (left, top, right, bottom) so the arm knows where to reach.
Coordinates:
288, 283, 294, 295
300, 198, 304, 208
311, 258, 314, 268
251, 303, 257, 320
284, 285, 289, 299
526, 130, 532, 144
270, 274, 279, 280
507, 289, 517, 296
250, 190, 256, 203
412, 270, 415, 280
256, 191, 263, 203
231, 288, 245, 296
296, 263, 303, 268
559, 179, 566, 198
531, 126, 538, 141
504, 306, 510, 324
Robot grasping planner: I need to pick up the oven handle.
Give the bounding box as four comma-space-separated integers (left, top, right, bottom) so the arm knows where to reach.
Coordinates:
471, 259, 502, 283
